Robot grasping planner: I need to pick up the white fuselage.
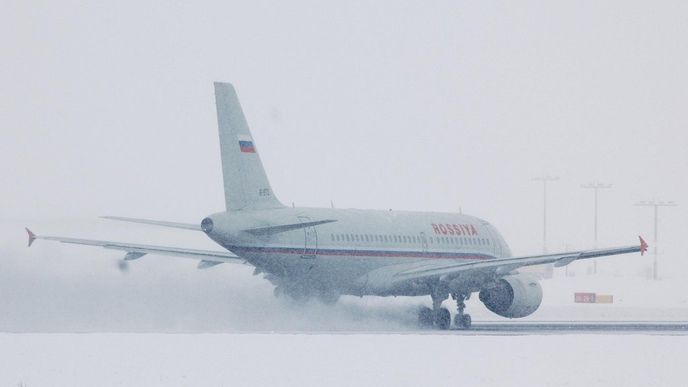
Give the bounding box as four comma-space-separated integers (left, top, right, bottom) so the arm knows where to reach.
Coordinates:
204, 207, 512, 297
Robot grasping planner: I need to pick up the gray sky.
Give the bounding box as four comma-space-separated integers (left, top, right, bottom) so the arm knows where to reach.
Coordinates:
2, 1, 687, 278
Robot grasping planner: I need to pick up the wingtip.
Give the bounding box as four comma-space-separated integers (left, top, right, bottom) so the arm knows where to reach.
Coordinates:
639, 236, 648, 256
25, 227, 37, 247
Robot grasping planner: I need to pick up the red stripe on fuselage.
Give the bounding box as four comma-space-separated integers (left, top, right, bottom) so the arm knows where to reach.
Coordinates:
229, 246, 494, 260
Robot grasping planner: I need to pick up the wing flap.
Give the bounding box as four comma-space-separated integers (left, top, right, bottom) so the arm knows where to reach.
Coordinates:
243, 219, 337, 236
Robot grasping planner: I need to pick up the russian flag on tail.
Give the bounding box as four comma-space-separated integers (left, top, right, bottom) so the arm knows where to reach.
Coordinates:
238, 134, 256, 153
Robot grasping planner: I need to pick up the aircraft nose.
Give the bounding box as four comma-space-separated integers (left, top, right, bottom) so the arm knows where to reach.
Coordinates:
201, 217, 214, 233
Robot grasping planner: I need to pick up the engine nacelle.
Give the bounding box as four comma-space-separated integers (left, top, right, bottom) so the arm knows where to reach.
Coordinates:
479, 274, 543, 318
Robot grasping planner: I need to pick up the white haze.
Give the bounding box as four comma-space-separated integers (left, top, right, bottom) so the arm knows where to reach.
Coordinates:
2, 0, 688, 332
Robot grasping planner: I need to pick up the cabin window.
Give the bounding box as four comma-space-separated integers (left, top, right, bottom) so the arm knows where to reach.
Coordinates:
345, 234, 350, 242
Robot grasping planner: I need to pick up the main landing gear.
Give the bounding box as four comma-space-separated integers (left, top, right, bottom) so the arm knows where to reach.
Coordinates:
417, 292, 472, 330
452, 293, 472, 329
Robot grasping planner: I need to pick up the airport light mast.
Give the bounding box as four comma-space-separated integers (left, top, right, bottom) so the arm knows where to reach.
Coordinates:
533, 175, 559, 254
635, 200, 677, 280
581, 182, 613, 274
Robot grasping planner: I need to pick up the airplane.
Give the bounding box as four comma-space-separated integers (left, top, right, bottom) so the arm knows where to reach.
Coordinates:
25, 82, 649, 330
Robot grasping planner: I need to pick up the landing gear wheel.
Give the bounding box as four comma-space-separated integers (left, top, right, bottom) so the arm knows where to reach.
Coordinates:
435, 307, 451, 330
454, 313, 472, 329
418, 306, 434, 329
452, 292, 472, 329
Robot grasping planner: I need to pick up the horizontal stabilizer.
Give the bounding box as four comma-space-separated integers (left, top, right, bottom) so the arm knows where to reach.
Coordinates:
102, 216, 201, 231
243, 219, 337, 236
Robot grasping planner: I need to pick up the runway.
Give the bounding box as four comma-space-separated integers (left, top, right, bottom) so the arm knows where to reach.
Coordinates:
450, 321, 688, 335
214, 321, 688, 335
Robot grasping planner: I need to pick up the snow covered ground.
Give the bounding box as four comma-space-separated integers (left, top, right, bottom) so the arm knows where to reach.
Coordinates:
2, 333, 686, 387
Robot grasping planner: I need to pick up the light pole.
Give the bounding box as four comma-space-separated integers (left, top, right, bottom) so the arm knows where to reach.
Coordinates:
533, 175, 559, 254
581, 182, 613, 274
635, 200, 677, 280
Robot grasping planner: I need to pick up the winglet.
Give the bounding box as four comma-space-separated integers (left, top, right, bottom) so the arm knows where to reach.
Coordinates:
25, 228, 37, 247
639, 236, 648, 256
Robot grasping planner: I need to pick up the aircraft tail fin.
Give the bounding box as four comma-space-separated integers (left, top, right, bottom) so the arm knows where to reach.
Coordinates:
213, 82, 284, 211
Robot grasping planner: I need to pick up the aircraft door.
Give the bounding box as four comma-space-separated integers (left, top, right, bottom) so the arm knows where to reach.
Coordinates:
298, 216, 318, 259
419, 232, 428, 253
484, 224, 502, 257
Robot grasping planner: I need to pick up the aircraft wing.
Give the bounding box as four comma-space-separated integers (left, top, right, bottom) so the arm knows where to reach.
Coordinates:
372, 237, 648, 290
25, 228, 242, 268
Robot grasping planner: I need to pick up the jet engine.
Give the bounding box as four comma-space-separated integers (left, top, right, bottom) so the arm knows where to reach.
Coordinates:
479, 274, 542, 318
